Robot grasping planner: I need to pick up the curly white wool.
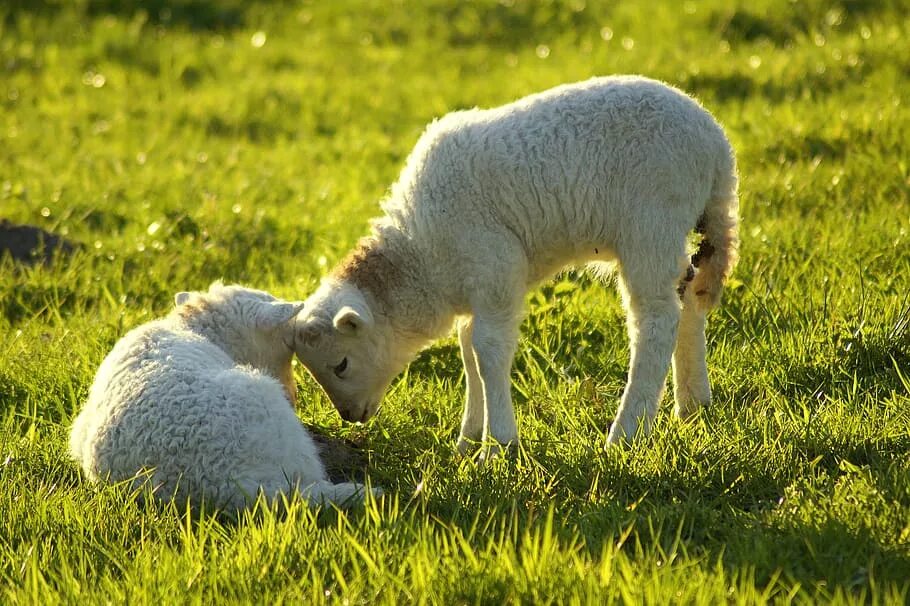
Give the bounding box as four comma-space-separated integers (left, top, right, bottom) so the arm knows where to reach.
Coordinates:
294, 75, 739, 453
69, 283, 377, 512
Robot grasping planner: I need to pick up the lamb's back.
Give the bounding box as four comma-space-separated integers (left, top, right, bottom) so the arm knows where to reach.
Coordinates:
394, 77, 722, 199
70, 320, 239, 480
385, 76, 730, 273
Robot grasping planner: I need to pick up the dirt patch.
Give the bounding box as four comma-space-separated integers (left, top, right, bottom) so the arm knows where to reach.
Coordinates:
308, 431, 372, 484
0, 220, 80, 264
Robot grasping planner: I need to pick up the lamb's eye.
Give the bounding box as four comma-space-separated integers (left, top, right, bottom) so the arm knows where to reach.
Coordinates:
333, 357, 348, 378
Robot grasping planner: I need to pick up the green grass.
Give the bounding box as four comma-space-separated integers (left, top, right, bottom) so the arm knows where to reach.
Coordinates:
2, 0, 909, 603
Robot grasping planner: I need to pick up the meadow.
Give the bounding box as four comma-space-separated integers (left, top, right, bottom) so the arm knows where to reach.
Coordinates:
1, 0, 909, 603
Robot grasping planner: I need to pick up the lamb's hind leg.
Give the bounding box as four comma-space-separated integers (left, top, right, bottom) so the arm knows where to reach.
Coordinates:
607, 262, 682, 445
456, 317, 484, 455
672, 284, 712, 419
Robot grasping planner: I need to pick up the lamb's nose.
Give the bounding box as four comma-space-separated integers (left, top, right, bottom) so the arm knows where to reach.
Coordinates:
338, 406, 360, 422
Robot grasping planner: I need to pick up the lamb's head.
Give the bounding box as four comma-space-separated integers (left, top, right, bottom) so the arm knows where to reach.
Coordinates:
293, 280, 406, 423
173, 282, 304, 403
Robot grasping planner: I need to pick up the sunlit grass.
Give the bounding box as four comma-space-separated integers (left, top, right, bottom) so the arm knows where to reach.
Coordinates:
1, 0, 909, 603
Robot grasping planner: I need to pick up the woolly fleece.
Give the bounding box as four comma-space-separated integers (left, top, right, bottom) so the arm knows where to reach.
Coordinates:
294, 76, 739, 454
69, 283, 376, 512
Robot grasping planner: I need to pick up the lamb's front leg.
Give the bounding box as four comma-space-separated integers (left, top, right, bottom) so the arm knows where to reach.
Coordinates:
456, 317, 484, 455
470, 311, 521, 459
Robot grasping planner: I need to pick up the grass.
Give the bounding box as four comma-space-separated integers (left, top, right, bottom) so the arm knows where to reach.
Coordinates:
1, 0, 909, 603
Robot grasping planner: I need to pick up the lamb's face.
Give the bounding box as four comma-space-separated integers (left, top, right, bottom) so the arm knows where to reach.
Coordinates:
293, 282, 401, 423
174, 283, 304, 403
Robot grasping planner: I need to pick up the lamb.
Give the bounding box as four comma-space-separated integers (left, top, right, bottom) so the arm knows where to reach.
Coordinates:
68, 282, 378, 512
293, 75, 739, 456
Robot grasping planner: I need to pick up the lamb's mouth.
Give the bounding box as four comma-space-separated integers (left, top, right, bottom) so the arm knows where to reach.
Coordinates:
336, 399, 379, 423
362, 397, 383, 421
355, 400, 381, 423
336, 400, 368, 423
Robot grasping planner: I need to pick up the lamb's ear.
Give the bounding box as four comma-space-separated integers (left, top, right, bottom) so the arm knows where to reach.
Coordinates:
175, 292, 191, 306
259, 301, 306, 328
333, 305, 373, 335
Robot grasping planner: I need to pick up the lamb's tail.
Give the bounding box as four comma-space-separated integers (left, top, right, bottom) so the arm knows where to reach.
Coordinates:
687, 152, 739, 312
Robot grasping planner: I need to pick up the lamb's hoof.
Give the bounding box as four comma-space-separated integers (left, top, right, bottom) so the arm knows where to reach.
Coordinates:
606, 420, 635, 447
673, 397, 709, 421
673, 403, 700, 421
456, 435, 480, 456
333, 481, 383, 505
367, 486, 384, 499
478, 441, 518, 463
605, 428, 626, 448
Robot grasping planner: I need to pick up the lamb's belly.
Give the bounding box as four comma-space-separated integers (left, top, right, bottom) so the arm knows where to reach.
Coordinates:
525, 240, 618, 285
490, 191, 617, 285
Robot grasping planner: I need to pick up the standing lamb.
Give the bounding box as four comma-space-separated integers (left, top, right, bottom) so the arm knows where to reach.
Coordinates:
69, 283, 378, 512
293, 75, 739, 456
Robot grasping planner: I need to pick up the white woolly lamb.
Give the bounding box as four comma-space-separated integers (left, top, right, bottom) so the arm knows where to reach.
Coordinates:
293, 75, 739, 455
69, 283, 378, 512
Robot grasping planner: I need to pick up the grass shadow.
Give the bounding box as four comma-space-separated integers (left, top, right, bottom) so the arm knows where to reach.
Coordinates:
2, 0, 257, 31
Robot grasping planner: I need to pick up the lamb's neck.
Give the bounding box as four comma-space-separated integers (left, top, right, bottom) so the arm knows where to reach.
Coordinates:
175, 310, 240, 360
332, 226, 453, 344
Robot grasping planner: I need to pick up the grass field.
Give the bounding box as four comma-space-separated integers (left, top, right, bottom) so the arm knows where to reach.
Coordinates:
2, 0, 909, 603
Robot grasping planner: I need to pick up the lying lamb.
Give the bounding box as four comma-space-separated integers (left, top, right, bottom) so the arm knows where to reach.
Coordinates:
69, 282, 378, 512
294, 75, 739, 456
